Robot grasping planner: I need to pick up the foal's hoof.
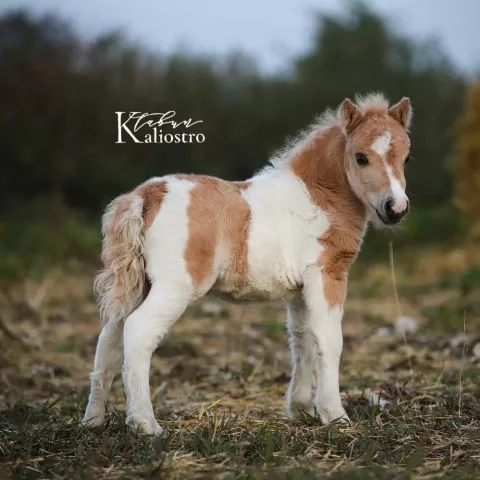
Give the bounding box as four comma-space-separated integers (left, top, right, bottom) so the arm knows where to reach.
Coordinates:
82, 415, 106, 429
126, 414, 163, 435
82, 407, 106, 429
286, 400, 315, 419
318, 407, 350, 425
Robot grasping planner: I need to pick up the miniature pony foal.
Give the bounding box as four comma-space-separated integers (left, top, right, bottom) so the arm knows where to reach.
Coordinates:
83, 93, 413, 434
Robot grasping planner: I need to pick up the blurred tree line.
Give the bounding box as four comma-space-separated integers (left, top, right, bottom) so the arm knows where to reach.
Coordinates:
0, 4, 468, 217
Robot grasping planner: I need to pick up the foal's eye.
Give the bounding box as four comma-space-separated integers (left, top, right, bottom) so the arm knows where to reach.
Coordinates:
355, 153, 368, 166
405, 155, 411, 165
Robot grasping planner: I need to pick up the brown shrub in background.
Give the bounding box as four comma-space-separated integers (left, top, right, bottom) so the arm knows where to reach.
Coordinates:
454, 80, 480, 233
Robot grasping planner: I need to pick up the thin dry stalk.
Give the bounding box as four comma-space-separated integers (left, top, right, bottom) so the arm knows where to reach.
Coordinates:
389, 242, 414, 379
458, 310, 467, 417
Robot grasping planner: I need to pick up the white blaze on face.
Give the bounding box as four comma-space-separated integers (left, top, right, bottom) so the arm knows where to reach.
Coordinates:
385, 164, 408, 212
370, 130, 408, 213
371, 131, 391, 157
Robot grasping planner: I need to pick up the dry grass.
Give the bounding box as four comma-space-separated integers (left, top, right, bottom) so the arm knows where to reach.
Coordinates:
1, 244, 480, 479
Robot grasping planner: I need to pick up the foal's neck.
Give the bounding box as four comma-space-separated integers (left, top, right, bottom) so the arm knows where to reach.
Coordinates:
289, 125, 367, 232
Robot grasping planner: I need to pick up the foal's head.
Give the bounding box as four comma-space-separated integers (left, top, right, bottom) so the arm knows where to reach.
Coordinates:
340, 95, 412, 226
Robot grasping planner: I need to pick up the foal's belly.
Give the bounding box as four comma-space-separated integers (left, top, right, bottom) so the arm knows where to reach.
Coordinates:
209, 267, 301, 303
210, 284, 300, 304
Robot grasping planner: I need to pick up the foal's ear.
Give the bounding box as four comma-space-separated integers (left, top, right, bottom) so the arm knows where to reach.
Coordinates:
388, 97, 413, 130
339, 98, 363, 134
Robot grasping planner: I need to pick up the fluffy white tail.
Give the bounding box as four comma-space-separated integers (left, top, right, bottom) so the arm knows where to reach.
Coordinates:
94, 193, 147, 325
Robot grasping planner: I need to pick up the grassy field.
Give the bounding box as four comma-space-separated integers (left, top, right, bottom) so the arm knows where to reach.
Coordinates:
1, 242, 480, 479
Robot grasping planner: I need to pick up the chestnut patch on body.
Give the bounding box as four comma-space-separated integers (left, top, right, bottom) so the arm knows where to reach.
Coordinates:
137, 180, 168, 228
135, 180, 169, 297
180, 175, 251, 289
290, 126, 366, 308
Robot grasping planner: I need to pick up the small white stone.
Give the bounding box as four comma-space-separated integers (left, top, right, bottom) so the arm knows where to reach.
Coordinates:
449, 333, 470, 349
395, 315, 418, 335
472, 342, 480, 358
200, 301, 223, 316
376, 327, 392, 336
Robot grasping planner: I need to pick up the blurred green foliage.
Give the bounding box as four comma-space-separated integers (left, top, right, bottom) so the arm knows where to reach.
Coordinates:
0, 4, 473, 274
0, 196, 100, 279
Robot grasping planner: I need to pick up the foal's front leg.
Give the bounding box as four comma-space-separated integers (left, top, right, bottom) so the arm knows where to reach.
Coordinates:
287, 266, 348, 424
286, 296, 316, 417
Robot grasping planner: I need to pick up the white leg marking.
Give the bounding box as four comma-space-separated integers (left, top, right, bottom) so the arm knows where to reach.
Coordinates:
302, 266, 348, 424
123, 282, 190, 435
83, 321, 124, 428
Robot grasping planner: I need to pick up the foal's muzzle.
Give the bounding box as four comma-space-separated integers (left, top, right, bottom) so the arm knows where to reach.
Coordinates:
376, 197, 409, 225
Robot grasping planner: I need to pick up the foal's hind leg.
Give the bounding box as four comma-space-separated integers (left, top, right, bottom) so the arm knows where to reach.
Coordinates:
122, 282, 190, 435
83, 320, 124, 428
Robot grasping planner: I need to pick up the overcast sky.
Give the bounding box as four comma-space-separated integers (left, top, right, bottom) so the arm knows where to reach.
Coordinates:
3, 0, 480, 74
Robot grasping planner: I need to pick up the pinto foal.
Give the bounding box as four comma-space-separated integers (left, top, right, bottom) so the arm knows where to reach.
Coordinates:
84, 93, 413, 434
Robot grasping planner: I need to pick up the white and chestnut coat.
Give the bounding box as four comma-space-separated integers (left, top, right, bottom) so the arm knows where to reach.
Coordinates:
84, 93, 413, 435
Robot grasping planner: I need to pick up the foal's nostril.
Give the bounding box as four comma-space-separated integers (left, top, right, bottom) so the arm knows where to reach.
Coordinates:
384, 198, 394, 214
